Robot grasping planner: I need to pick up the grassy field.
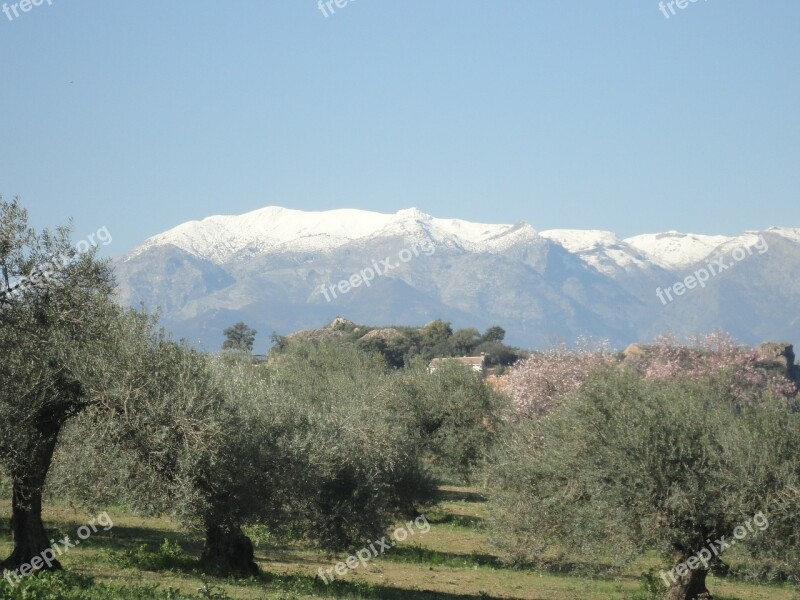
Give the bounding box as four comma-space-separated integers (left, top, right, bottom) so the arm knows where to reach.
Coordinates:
1, 487, 797, 599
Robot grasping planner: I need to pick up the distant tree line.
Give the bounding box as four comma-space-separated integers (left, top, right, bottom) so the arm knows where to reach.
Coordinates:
268, 319, 526, 371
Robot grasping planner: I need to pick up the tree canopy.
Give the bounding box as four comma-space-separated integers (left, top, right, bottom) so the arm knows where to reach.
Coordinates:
491, 362, 800, 600
222, 322, 257, 353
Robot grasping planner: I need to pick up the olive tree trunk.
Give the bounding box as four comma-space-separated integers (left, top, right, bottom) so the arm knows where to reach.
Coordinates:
0, 419, 62, 573
663, 563, 713, 600
200, 523, 258, 576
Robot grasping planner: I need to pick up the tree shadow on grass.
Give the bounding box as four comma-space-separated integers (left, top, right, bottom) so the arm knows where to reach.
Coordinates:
260, 571, 513, 600
385, 546, 501, 569
46, 524, 204, 556
426, 513, 483, 528
435, 490, 487, 504
255, 549, 332, 568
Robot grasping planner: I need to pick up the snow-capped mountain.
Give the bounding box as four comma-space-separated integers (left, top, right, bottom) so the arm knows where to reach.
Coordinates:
129, 206, 538, 263
539, 230, 654, 276
624, 231, 734, 270
113, 207, 800, 350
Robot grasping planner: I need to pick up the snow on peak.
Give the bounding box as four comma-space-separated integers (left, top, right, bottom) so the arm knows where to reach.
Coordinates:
765, 226, 800, 244
129, 206, 537, 263
394, 207, 429, 220
127, 205, 784, 272
541, 229, 653, 275
624, 231, 732, 270
130, 206, 395, 263
423, 217, 539, 252
540, 229, 623, 253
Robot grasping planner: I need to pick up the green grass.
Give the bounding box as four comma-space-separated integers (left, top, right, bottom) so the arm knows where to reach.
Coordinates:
0, 488, 797, 599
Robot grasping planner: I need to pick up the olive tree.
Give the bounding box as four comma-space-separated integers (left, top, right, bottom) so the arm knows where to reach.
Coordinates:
394, 361, 508, 482
52, 339, 437, 575
0, 198, 123, 572
256, 341, 437, 546
0, 198, 212, 577
50, 341, 254, 574
490, 367, 800, 600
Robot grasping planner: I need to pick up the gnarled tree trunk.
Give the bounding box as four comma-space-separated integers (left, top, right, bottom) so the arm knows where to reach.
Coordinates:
200, 523, 258, 576
664, 563, 713, 600
0, 418, 62, 574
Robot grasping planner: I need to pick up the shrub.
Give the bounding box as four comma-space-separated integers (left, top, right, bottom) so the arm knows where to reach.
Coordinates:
113, 539, 194, 572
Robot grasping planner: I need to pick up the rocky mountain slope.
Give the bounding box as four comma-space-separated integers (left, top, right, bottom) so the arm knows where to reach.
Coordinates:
112, 207, 800, 351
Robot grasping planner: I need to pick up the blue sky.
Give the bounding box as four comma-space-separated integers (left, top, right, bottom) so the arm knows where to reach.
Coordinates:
1, 0, 798, 255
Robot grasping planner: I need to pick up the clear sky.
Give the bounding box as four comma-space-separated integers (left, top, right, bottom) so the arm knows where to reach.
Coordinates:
1, 0, 798, 255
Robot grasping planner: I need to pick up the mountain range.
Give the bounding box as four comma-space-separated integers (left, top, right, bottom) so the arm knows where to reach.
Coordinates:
112, 206, 800, 351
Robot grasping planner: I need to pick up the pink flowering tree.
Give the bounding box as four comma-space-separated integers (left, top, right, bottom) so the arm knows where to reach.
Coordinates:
506, 332, 797, 420
627, 332, 797, 405
505, 338, 614, 419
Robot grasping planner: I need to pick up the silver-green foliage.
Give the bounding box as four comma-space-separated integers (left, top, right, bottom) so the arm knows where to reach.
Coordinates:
393, 361, 509, 482
489, 367, 800, 584
52, 339, 436, 552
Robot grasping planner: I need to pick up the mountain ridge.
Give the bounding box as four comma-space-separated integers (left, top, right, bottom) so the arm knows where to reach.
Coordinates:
113, 206, 800, 351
